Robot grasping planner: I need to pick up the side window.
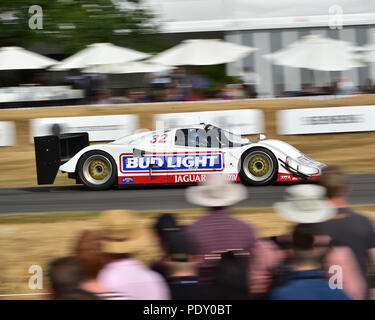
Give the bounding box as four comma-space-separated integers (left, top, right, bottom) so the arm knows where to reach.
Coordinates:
174, 128, 210, 148
175, 129, 188, 147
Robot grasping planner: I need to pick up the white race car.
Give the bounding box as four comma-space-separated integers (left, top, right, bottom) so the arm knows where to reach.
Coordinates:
34, 124, 325, 190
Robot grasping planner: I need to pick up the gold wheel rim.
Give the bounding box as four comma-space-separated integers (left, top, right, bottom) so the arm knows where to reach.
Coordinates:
87, 159, 110, 181
247, 154, 270, 178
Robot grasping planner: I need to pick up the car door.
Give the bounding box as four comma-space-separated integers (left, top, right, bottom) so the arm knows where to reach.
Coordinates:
167, 128, 225, 184
119, 131, 171, 184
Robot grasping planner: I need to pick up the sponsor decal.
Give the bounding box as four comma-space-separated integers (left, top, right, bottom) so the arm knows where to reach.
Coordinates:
0, 121, 15, 146
301, 115, 364, 126
120, 153, 224, 173
31, 115, 139, 143
118, 173, 240, 184
175, 174, 207, 183
174, 174, 239, 183
121, 177, 134, 183
278, 106, 375, 135
277, 173, 320, 182
277, 174, 302, 182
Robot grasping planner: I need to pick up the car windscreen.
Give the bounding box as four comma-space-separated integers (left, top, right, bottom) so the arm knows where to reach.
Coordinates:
175, 127, 251, 148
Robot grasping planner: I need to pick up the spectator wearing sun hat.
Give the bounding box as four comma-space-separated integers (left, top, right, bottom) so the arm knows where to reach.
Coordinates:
184, 174, 257, 286
74, 230, 132, 300
97, 209, 170, 300
256, 184, 366, 300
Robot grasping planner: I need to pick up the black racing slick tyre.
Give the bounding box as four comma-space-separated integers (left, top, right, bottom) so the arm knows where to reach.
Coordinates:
239, 148, 278, 186
77, 150, 117, 191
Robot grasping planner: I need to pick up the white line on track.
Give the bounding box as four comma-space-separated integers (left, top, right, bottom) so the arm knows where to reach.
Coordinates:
0, 293, 50, 297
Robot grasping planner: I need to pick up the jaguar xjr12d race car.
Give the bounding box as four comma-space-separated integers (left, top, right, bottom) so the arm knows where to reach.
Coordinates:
34, 124, 326, 190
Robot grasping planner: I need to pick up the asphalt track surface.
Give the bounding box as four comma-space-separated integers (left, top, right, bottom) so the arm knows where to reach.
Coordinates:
0, 174, 374, 214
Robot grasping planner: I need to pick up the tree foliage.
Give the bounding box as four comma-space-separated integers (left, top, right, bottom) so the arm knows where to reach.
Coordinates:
0, 0, 169, 54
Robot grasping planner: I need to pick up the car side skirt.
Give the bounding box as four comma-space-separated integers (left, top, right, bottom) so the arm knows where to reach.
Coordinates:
118, 173, 240, 185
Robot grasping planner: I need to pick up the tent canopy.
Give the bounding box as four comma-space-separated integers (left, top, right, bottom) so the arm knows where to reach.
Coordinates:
0, 47, 58, 70
51, 43, 150, 71
264, 34, 364, 71
149, 39, 257, 66
82, 61, 174, 74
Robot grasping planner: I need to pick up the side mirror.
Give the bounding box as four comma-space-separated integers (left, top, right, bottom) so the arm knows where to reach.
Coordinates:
149, 161, 162, 181
257, 134, 266, 141
133, 148, 145, 158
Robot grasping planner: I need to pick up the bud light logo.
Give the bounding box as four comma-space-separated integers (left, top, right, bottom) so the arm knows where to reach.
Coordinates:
120, 153, 223, 173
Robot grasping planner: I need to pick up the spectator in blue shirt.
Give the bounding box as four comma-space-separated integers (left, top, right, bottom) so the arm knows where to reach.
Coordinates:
268, 223, 350, 300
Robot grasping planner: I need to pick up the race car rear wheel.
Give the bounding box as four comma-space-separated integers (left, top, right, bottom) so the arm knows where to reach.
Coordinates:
239, 148, 278, 186
77, 151, 117, 191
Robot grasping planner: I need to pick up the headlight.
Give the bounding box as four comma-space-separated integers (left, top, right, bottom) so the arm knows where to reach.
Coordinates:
286, 156, 318, 175
299, 164, 319, 175
286, 157, 299, 171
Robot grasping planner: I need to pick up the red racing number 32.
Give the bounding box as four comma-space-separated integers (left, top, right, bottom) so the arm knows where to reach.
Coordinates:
150, 134, 168, 144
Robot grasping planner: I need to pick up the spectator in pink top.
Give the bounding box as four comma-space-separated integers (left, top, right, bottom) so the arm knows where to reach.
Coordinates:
97, 209, 170, 300
74, 230, 131, 300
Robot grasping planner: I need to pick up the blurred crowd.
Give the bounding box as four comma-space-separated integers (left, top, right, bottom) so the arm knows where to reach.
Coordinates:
3, 67, 375, 108
80, 67, 245, 105
282, 77, 375, 98
80, 69, 375, 105
47, 165, 375, 300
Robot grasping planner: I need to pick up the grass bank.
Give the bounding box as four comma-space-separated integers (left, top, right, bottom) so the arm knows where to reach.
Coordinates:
1, 204, 375, 299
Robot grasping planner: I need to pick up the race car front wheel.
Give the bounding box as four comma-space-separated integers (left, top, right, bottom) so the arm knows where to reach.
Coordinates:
239, 148, 278, 186
77, 151, 117, 191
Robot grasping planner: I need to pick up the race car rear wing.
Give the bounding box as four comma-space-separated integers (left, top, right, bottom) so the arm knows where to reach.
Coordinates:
34, 133, 89, 185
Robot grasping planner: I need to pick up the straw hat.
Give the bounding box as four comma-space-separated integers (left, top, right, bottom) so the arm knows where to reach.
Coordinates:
273, 184, 336, 224
97, 209, 150, 254
185, 174, 248, 207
